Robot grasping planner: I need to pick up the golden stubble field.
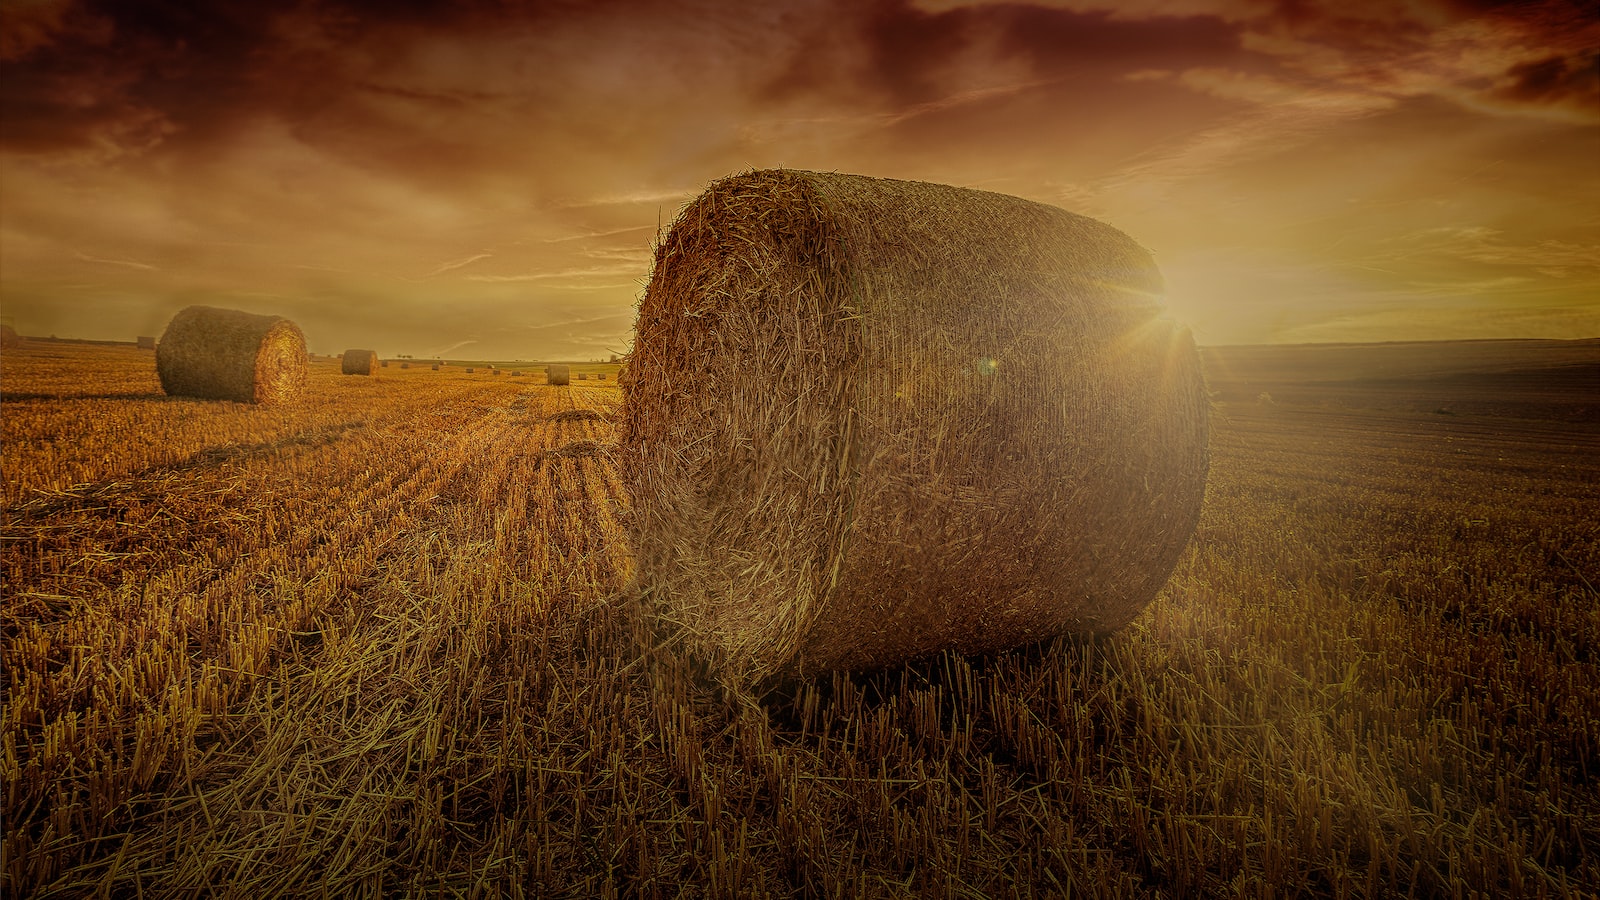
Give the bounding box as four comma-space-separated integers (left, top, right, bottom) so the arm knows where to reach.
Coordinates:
3, 338, 1597, 898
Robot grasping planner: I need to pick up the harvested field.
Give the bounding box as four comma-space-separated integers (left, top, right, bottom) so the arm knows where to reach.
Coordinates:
2, 338, 1596, 897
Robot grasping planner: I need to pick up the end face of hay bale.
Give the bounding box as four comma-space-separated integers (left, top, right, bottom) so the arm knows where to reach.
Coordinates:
341, 349, 379, 375
156, 305, 307, 404
546, 364, 570, 386
620, 169, 1209, 684
136, 335, 157, 351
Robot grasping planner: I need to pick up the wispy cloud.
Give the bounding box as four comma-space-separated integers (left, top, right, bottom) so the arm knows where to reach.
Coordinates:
466, 264, 644, 283
74, 251, 157, 271
419, 252, 493, 278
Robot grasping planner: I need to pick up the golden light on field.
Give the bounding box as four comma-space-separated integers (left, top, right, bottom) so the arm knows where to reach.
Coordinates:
1, 0, 1595, 355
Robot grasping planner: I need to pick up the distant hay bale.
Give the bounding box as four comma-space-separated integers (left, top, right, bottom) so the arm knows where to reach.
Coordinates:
341, 349, 379, 375
596, 373, 607, 380
467, 367, 476, 373
512, 370, 523, 376
546, 364, 570, 386
492, 368, 502, 376
401, 362, 411, 369
156, 305, 307, 405
381, 360, 389, 368
1, 324, 20, 349
621, 169, 1209, 684
432, 364, 440, 371
136, 335, 156, 351
576, 372, 589, 380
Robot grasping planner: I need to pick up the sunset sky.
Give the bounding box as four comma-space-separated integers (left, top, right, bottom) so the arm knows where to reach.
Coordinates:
2, 0, 1595, 360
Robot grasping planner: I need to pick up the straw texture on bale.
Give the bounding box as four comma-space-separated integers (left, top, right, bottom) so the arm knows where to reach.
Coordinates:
155, 305, 307, 405
136, 335, 156, 350
546, 364, 570, 386
341, 349, 379, 375
621, 169, 1209, 684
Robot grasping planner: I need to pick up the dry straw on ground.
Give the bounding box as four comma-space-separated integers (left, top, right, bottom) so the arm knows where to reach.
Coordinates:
549, 408, 607, 423
136, 336, 156, 350
621, 169, 1209, 685
341, 349, 379, 375
547, 365, 571, 386
155, 305, 307, 405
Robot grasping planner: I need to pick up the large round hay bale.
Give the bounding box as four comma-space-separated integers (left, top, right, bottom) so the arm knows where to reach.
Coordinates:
342, 349, 379, 375
136, 335, 156, 351
621, 169, 1209, 684
156, 305, 307, 404
546, 364, 570, 386
1, 324, 20, 349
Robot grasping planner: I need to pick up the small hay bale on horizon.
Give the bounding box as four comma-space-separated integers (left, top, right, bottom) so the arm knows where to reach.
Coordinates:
156, 305, 307, 404
621, 169, 1209, 685
341, 349, 379, 375
546, 364, 570, 386
136, 335, 156, 351
401, 362, 411, 369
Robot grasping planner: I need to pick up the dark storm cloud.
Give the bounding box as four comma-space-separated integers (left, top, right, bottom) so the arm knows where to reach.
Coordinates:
1490, 52, 1600, 115
766, 0, 1246, 108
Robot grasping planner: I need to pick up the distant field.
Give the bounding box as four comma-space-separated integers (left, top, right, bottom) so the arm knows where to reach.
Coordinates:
3, 337, 1596, 897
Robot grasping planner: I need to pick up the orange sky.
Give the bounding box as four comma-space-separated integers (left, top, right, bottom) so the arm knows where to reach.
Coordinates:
2, 0, 1596, 359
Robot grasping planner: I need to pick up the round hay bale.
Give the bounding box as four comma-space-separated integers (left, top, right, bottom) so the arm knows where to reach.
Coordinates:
401, 362, 411, 369
381, 360, 389, 368
546, 364, 570, 386
432, 364, 440, 371
1, 324, 20, 349
621, 169, 1209, 684
492, 368, 502, 376
156, 305, 307, 404
467, 367, 476, 373
596, 373, 607, 381
136, 335, 157, 351
342, 349, 379, 375
512, 370, 523, 376
576, 372, 589, 380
